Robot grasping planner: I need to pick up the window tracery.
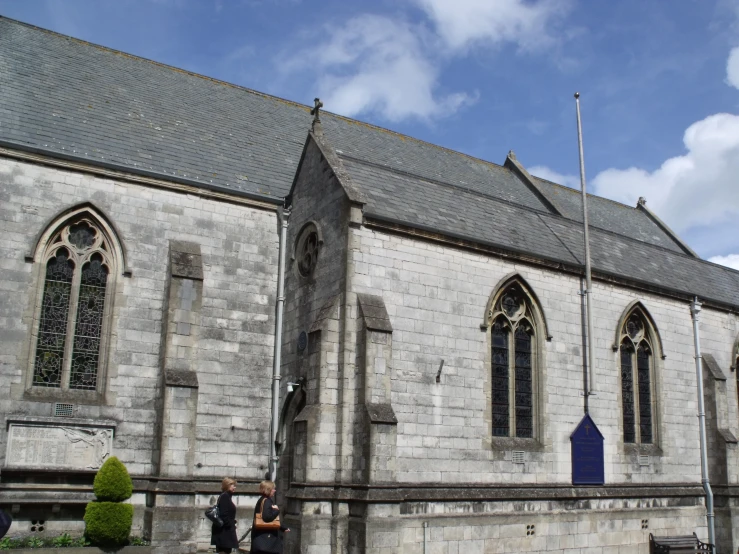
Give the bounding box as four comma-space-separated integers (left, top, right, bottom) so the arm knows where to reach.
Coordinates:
31, 218, 115, 393
295, 223, 320, 278
619, 309, 655, 444
488, 283, 537, 439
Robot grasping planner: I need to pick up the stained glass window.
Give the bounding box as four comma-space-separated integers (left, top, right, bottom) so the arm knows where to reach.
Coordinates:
491, 320, 509, 437
514, 326, 533, 438
621, 344, 635, 443
31, 218, 114, 393
637, 345, 653, 444
33, 248, 74, 387
619, 308, 655, 444
489, 283, 538, 439
70, 254, 108, 390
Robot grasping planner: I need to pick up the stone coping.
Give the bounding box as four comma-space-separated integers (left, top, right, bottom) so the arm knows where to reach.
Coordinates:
5, 546, 153, 554
286, 482, 707, 503
5, 416, 118, 431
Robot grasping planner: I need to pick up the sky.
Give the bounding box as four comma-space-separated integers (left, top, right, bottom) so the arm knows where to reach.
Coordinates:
2, 0, 739, 267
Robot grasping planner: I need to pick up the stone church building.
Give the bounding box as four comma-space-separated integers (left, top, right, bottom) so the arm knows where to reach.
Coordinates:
2, 15, 739, 554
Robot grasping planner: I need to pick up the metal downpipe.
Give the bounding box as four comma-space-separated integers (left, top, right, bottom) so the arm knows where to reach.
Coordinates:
690, 297, 716, 551
269, 207, 289, 481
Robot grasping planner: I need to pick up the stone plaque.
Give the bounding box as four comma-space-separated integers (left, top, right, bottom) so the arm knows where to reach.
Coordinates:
570, 413, 604, 485
6, 424, 113, 470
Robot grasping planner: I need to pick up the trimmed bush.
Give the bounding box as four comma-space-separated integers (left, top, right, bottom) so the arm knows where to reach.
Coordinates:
93, 456, 133, 502
84, 502, 134, 546
85, 456, 134, 547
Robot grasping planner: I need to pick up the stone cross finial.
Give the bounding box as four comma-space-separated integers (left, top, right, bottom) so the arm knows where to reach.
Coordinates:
311, 98, 323, 123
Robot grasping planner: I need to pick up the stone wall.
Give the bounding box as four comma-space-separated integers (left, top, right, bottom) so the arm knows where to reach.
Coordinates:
0, 155, 280, 549
348, 224, 739, 486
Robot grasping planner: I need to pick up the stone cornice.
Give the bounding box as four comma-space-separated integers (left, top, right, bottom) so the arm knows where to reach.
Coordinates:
0, 145, 281, 213
286, 482, 706, 504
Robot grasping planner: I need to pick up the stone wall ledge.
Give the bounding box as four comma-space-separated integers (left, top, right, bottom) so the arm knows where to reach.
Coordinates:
286, 482, 706, 503
710, 485, 739, 498
0, 476, 264, 497
5, 416, 118, 430
7, 548, 152, 554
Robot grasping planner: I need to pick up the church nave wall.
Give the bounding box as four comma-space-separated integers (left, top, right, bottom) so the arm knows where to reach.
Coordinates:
0, 155, 281, 550
349, 224, 738, 488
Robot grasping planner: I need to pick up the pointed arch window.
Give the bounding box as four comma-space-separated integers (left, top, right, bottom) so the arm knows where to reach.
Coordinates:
31, 217, 116, 393
619, 310, 656, 444
735, 341, 739, 417
488, 283, 538, 439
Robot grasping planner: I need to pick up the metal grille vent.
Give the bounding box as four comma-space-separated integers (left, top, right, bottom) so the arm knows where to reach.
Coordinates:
54, 403, 74, 417
512, 451, 525, 464
638, 455, 650, 467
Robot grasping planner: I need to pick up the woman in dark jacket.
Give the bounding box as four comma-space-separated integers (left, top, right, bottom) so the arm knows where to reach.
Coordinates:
251, 480, 289, 554
211, 478, 239, 554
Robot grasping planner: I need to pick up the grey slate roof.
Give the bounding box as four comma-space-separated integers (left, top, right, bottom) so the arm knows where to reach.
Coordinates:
2, 17, 739, 308
532, 177, 687, 254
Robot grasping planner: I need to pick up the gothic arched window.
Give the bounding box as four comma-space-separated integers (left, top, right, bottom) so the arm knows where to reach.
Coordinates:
487, 283, 539, 439
734, 340, 739, 417
30, 215, 118, 393
619, 309, 656, 444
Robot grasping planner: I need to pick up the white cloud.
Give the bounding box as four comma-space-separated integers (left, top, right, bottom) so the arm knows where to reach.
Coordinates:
307, 15, 476, 121
709, 254, 739, 270
414, 0, 569, 52
528, 165, 579, 189
591, 112, 739, 234
283, 0, 568, 122
727, 46, 739, 89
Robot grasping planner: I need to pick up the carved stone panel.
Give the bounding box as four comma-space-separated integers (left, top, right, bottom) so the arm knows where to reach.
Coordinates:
6, 424, 113, 470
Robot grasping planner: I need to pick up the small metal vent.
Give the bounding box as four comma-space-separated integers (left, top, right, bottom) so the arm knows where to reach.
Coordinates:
641, 519, 649, 529
54, 403, 74, 417
512, 451, 525, 464
638, 455, 650, 467
526, 524, 536, 536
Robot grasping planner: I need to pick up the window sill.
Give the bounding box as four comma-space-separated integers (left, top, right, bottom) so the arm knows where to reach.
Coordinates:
23, 386, 106, 405
623, 442, 662, 457
488, 436, 544, 452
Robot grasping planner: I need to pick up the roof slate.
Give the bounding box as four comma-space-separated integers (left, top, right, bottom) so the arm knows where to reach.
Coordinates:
2, 17, 739, 308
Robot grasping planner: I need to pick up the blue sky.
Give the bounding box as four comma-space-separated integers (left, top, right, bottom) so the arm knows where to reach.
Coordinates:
2, 0, 739, 266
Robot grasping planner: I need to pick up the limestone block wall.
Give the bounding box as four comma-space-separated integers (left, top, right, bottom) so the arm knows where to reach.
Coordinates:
0, 155, 279, 482
280, 138, 352, 486
384, 500, 706, 554
349, 224, 739, 486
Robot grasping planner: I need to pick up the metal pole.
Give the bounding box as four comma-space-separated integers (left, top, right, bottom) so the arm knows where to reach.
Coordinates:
575, 92, 596, 399
690, 298, 716, 551
269, 207, 290, 481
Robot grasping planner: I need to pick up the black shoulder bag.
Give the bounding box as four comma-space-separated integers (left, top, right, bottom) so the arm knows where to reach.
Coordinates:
205, 493, 224, 527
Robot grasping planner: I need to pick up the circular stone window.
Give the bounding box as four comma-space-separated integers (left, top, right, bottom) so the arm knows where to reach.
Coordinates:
296, 224, 320, 278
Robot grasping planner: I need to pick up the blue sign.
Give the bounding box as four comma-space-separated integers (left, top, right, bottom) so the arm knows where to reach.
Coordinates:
570, 413, 604, 485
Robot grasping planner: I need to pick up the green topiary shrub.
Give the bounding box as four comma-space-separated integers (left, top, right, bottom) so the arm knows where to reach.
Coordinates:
84, 502, 134, 546
85, 456, 134, 547
93, 456, 133, 502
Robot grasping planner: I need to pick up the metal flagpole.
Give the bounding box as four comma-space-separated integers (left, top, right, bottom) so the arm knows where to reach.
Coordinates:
575, 92, 596, 403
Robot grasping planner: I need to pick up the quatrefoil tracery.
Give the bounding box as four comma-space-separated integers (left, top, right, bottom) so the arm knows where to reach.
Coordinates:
488, 286, 532, 332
